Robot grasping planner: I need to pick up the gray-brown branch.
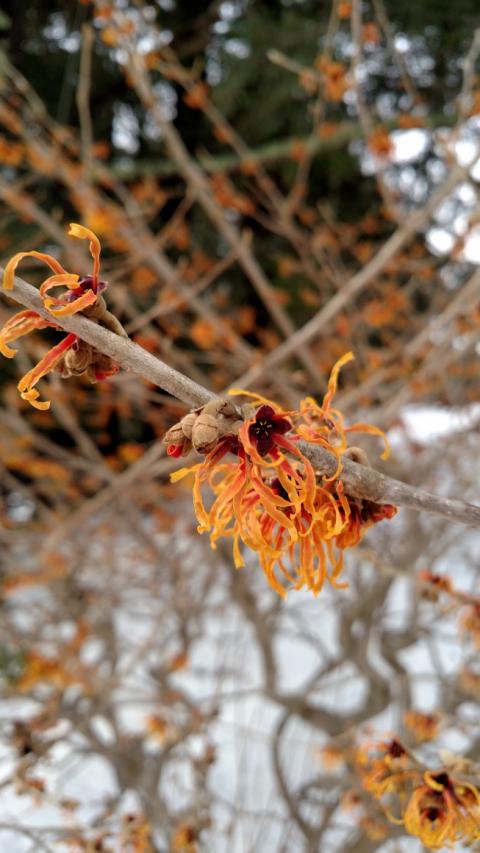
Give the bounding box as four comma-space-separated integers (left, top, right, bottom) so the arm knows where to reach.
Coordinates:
3, 269, 480, 529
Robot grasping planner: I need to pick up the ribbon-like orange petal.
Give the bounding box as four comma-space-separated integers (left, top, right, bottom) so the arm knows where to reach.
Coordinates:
44, 288, 98, 317
17, 332, 77, 410
3, 251, 67, 291
68, 223, 101, 285
39, 273, 80, 301
0, 310, 52, 357
323, 351, 354, 410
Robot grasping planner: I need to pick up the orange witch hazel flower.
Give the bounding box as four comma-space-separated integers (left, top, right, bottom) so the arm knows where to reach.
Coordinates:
404, 710, 440, 744
404, 771, 480, 849
167, 352, 397, 597
359, 738, 411, 800
1, 224, 121, 409
357, 739, 480, 849
461, 602, 480, 649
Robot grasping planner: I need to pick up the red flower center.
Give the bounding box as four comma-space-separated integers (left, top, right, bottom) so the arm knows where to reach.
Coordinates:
431, 773, 451, 790
68, 275, 108, 300
425, 806, 442, 823
387, 739, 406, 759
248, 405, 291, 456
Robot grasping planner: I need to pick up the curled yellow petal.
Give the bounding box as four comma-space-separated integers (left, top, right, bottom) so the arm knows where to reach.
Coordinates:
228, 387, 280, 410
68, 223, 101, 283
0, 310, 53, 359
17, 332, 77, 410
3, 251, 67, 291
323, 351, 354, 410
39, 273, 80, 300
423, 771, 446, 792
19, 388, 51, 411
0, 337, 17, 358
44, 288, 98, 317
68, 223, 99, 242
345, 422, 391, 460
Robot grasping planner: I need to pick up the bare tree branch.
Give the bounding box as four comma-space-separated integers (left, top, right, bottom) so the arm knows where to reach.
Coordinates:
3, 268, 480, 528
232, 161, 475, 389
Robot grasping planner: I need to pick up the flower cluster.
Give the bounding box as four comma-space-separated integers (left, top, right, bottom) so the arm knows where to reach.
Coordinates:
359, 739, 411, 801
418, 570, 480, 649
404, 710, 441, 744
0, 224, 125, 409
461, 602, 480, 649
165, 353, 396, 597
358, 740, 480, 849
404, 772, 480, 849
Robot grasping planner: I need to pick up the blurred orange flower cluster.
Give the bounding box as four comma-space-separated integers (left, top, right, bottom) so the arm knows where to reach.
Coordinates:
167, 353, 396, 596
359, 740, 480, 849
404, 710, 441, 744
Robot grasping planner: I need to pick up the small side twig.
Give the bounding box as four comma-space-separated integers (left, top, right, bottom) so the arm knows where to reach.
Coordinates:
76, 23, 94, 182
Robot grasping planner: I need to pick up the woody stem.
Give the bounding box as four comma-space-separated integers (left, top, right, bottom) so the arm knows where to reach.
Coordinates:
2, 267, 480, 528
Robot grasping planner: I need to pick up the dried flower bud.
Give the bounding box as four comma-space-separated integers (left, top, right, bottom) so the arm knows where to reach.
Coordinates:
100, 308, 129, 338
343, 446, 370, 466
213, 399, 238, 420
62, 340, 93, 376
192, 413, 220, 454
164, 423, 186, 446
83, 294, 107, 321
163, 399, 243, 459
179, 412, 198, 440
88, 352, 120, 382
163, 422, 192, 458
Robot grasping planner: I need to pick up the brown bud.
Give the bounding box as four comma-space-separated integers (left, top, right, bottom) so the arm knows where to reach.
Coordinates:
83, 295, 107, 321
163, 423, 187, 446
63, 341, 93, 376
217, 401, 242, 432
179, 412, 198, 440
192, 413, 220, 453
343, 446, 370, 466
88, 353, 118, 381
203, 398, 238, 420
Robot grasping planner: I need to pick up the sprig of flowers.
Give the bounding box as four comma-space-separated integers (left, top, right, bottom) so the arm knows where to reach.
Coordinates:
165, 353, 396, 596
357, 740, 480, 849
0, 224, 126, 409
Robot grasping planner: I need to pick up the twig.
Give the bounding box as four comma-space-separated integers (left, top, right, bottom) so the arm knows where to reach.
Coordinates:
338, 266, 480, 412
107, 115, 456, 180
2, 270, 215, 409
76, 24, 94, 181
457, 28, 480, 122
2, 267, 480, 528
350, 0, 399, 215
127, 50, 324, 389
232, 160, 474, 389
298, 441, 480, 526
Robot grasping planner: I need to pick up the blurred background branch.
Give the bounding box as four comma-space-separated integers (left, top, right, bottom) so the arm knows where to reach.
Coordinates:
0, 1, 479, 851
